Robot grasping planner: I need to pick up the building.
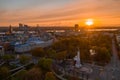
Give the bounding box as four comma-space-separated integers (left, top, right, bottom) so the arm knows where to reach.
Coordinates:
19, 23, 24, 30
19, 23, 23, 28
5, 25, 13, 35
15, 37, 54, 53
0, 46, 4, 56
9, 25, 13, 34
18, 23, 29, 33
116, 34, 120, 47
74, 24, 79, 32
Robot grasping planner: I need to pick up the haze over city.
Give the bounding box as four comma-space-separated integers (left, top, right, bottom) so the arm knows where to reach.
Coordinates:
1, 0, 120, 80
0, 0, 120, 26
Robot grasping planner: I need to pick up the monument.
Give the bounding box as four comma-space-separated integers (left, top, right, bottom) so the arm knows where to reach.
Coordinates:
74, 49, 82, 68
0, 46, 4, 56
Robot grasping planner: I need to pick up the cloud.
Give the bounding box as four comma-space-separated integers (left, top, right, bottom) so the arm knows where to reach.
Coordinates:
0, 0, 120, 26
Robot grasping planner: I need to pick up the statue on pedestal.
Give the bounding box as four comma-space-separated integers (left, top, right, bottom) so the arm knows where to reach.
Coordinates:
74, 48, 82, 68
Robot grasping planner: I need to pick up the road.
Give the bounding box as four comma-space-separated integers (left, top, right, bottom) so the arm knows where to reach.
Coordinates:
88, 38, 120, 80
102, 39, 120, 80
94, 39, 120, 80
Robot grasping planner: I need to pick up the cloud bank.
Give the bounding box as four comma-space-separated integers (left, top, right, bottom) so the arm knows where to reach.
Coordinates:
0, 0, 120, 26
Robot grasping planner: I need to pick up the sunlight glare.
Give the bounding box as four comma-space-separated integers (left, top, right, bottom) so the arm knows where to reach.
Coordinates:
85, 19, 94, 26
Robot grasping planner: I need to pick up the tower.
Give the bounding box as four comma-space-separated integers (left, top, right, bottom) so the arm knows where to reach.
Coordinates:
74, 24, 79, 32
9, 25, 13, 34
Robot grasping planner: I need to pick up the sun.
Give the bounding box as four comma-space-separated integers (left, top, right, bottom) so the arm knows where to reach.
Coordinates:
85, 19, 94, 26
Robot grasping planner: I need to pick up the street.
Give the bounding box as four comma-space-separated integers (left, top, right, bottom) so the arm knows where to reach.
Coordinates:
90, 39, 120, 80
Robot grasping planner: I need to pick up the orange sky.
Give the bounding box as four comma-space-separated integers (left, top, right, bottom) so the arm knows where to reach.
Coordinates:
0, 0, 120, 27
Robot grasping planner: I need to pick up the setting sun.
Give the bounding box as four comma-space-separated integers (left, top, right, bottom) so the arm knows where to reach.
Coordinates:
85, 19, 94, 26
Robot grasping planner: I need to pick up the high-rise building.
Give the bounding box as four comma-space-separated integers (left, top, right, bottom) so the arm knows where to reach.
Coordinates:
74, 24, 85, 33
9, 25, 13, 34
74, 24, 79, 32
24, 24, 29, 34
19, 23, 23, 27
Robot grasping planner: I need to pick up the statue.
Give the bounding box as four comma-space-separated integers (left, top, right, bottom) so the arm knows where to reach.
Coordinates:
74, 48, 82, 68
0, 46, 4, 56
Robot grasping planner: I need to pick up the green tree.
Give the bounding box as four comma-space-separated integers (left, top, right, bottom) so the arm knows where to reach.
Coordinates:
25, 68, 42, 80
52, 37, 90, 61
45, 72, 56, 80
46, 49, 56, 58
19, 55, 31, 64
31, 47, 45, 57
38, 58, 52, 71
0, 67, 9, 80
11, 70, 27, 80
94, 47, 111, 64
2, 54, 15, 63
67, 76, 80, 80
55, 51, 67, 60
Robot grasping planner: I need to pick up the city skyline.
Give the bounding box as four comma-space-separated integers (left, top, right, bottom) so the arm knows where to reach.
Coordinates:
0, 0, 120, 26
